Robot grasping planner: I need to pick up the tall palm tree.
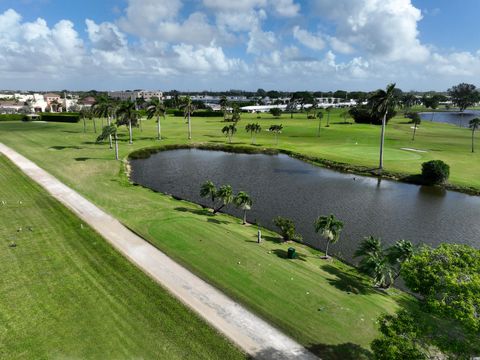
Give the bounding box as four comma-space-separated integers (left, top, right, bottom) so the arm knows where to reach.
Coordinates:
79, 108, 88, 133
213, 185, 233, 214
245, 123, 262, 144
220, 96, 229, 121
222, 124, 237, 143
325, 106, 333, 127
370, 83, 398, 171
469, 118, 480, 153
96, 124, 119, 160
179, 96, 196, 140
146, 98, 166, 140
234, 191, 252, 225
314, 214, 344, 258
231, 104, 241, 124
269, 124, 283, 145
316, 111, 323, 137
116, 101, 138, 144
93, 96, 114, 149
200, 180, 217, 209
410, 112, 421, 141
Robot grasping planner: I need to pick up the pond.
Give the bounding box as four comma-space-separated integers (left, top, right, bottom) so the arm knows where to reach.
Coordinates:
420, 110, 480, 127
130, 149, 480, 263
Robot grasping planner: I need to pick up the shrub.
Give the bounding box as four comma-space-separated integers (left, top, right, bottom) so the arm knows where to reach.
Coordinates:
273, 216, 302, 242
349, 106, 397, 125
172, 110, 223, 117
421, 160, 450, 185
40, 113, 80, 123
269, 108, 282, 118
0, 114, 24, 121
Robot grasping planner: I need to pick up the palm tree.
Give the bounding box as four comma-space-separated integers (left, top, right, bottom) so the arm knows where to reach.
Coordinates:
386, 239, 414, 280
469, 118, 480, 153
117, 101, 138, 144
234, 191, 252, 225
96, 124, 119, 160
314, 214, 344, 258
410, 112, 421, 141
231, 104, 241, 124
287, 99, 297, 119
222, 124, 237, 143
79, 108, 89, 133
93, 96, 114, 149
370, 83, 398, 171
245, 123, 262, 144
220, 96, 229, 121
200, 180, 217, 209
354, 236, 392, 288
325, 106, 333, 127
213, 185, 233, 214
146, 98, 166, 140
179, 96, 196, 140
269, 124, 283, 145
316, 111, 323, 137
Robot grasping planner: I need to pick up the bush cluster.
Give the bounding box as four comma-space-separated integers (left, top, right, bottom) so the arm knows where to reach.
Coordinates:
0, 114, 25, 121
421, 160, 450, 184
40, 113, 80, 123
172, 110, 223, 117
349, 106, 397, 125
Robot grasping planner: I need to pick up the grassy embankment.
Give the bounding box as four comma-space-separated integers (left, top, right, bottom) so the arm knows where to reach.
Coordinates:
0, 109, 476, 358
0, 155, 245, 359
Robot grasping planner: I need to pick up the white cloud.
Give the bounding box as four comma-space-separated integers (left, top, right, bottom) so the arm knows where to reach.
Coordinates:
86, 19, 126, 51
247, 27, 277, 54
271, 0, 300, 17
292, 26, 325, 51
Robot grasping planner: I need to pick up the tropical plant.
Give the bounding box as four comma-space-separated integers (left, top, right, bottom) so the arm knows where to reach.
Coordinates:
316, 111, 323, 137
222, 124, 237, 143
179, 96, 196, 140
340, 110, 352, 124
116, 100, 138, 144
96, 124, 119, 160
469, 118, 480, 152
93, 96, 115, 149
270, 107, 281, 118
421, 160, 450, 185
220, 96, 229, 121
234, 191, 252, 225
200, 180, 217, 208
231, 104, 241, 124
369, 83, 399, 171
146, 98, 166, 140
269, 124, 283, 145
213, 185, 233, 214
314, 214, 344, 258
273, 216, 301, 242
245, 123, 262, 144
410, 112, 421, 141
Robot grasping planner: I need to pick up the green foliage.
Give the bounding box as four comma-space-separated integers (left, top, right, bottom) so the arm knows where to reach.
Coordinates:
213, 184, 234, 214
421, 160, 450, 185
402, 244, 480, 331
273, 216, 301, 242
448, 83, 480, 111
96, 125, 117, 143
269, 108, 282, 118
172, 110, 223, 117
0, 114, 25, 121
221, 124, 237, 143
349, 106, 397, 125
40, 113, 80, 123
314, 214, 344, 257
200, 180, 217, 205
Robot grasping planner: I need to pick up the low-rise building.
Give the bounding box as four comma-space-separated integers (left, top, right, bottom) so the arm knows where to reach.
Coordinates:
108, 90, 163, 102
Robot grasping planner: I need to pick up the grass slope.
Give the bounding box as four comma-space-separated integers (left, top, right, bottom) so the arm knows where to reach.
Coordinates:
0, 155, 245, 360
0, 114, 435, 359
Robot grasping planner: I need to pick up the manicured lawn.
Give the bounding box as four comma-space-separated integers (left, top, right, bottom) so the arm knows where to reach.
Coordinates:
0, 114, 439, 359
0, 155, 245, 360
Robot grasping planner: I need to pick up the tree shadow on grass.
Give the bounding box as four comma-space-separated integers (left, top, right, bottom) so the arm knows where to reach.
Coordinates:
207, 217, 230, 225
74, 157, 107, 161
49, 145, 83, 150
174, 206, 214, 217
321, 264, 383, 296
272, 248, 307, 261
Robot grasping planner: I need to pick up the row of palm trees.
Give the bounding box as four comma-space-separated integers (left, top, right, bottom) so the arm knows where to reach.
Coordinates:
220, 123, 283, 145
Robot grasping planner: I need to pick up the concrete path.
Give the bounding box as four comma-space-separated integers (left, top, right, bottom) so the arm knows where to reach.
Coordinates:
0, 143, 318, 360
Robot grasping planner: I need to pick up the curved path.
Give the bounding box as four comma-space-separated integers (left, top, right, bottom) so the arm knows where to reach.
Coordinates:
0, 143, 318, 360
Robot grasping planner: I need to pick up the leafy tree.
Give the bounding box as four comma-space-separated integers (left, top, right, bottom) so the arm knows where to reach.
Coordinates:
200, 180, 217, 209
231, 104, 241, 124
400, 93, 418, 112
179, 96, 196, 140
96, 124, 119, 160
116, 100, 138, 144
422, 94, 444, 121
220, 95, 229, 121
421, 160, 450, 185
213, 185, 233, 214
234, 191, 252, 225
286, 99, 297, 119
269, 124, 283, 145
448, 83, 480, 111
273, 216, 301, 242
316, 111, 323, 137
469, 118, 480, 153
222, 124, 237, 143
370, 83, 399, 171
401, 244, 480, 331
314, 214, 344, 258
245, 123, 262, 144
146, 98, 166, 140
409, 112, 421, 141
340, 110, 352, 124
270, 107, 281, 118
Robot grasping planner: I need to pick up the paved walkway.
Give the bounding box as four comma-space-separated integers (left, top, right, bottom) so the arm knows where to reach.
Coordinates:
0, 143, 318, 360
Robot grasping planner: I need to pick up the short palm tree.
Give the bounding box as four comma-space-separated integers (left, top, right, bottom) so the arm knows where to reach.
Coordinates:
220, 96, 229, 121
222, 124, 237, 143
234, 191, 252, 225
179, 96, 196, 140
269, 124, 283, 145
200, 180, 217, 209
370, 83, 399, 171
469, 118, 480, 152
146, 98, 166, 140
325, 106, 332, 127
314, 214, 344, 258
116, 101, 138, 144
96, 124, 119, 160
213, 185, 233, 214
354, 236, 392, 288
410, 112, 421, 141
245, 123, 261, 144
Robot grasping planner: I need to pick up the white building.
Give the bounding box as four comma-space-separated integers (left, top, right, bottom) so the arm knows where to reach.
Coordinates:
108, 90, 163, 101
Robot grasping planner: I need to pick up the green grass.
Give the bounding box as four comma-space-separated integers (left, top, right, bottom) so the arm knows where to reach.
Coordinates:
0, 155, 245, 360
0, 110, 473, 358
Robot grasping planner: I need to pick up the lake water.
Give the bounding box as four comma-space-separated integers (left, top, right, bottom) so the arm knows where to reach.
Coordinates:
130, 149, 480, 263
420, 110, 480, 127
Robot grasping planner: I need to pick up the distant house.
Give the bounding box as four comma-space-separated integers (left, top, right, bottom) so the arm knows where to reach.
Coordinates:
108, 90, 163, 102
44, 93, 62, 112
78, 96, 96, 108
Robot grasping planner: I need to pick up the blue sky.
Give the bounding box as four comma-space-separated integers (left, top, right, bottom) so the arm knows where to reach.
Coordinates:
1, 0, 480, 91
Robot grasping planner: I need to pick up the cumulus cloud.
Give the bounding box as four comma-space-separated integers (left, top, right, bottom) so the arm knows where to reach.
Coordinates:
86, 19, 126, 51
247, 27, 277, 54
270, 0, 300, 17
292, 26, 325, 51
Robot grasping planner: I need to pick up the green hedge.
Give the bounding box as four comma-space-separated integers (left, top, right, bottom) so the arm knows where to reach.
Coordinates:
172, 110, 223, 117
40, 113, 80, 123
0, 114, 25, 121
